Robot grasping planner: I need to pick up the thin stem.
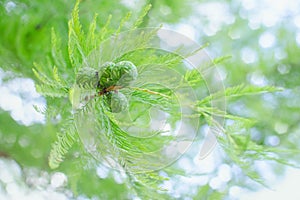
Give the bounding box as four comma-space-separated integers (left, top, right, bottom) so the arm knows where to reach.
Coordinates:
129, 86, 170, 98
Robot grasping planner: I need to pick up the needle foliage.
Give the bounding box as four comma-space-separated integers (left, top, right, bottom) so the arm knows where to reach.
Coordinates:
1, 0, 299, 199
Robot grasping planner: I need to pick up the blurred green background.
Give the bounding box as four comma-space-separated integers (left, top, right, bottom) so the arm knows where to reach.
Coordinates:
0, 0, 300, 199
